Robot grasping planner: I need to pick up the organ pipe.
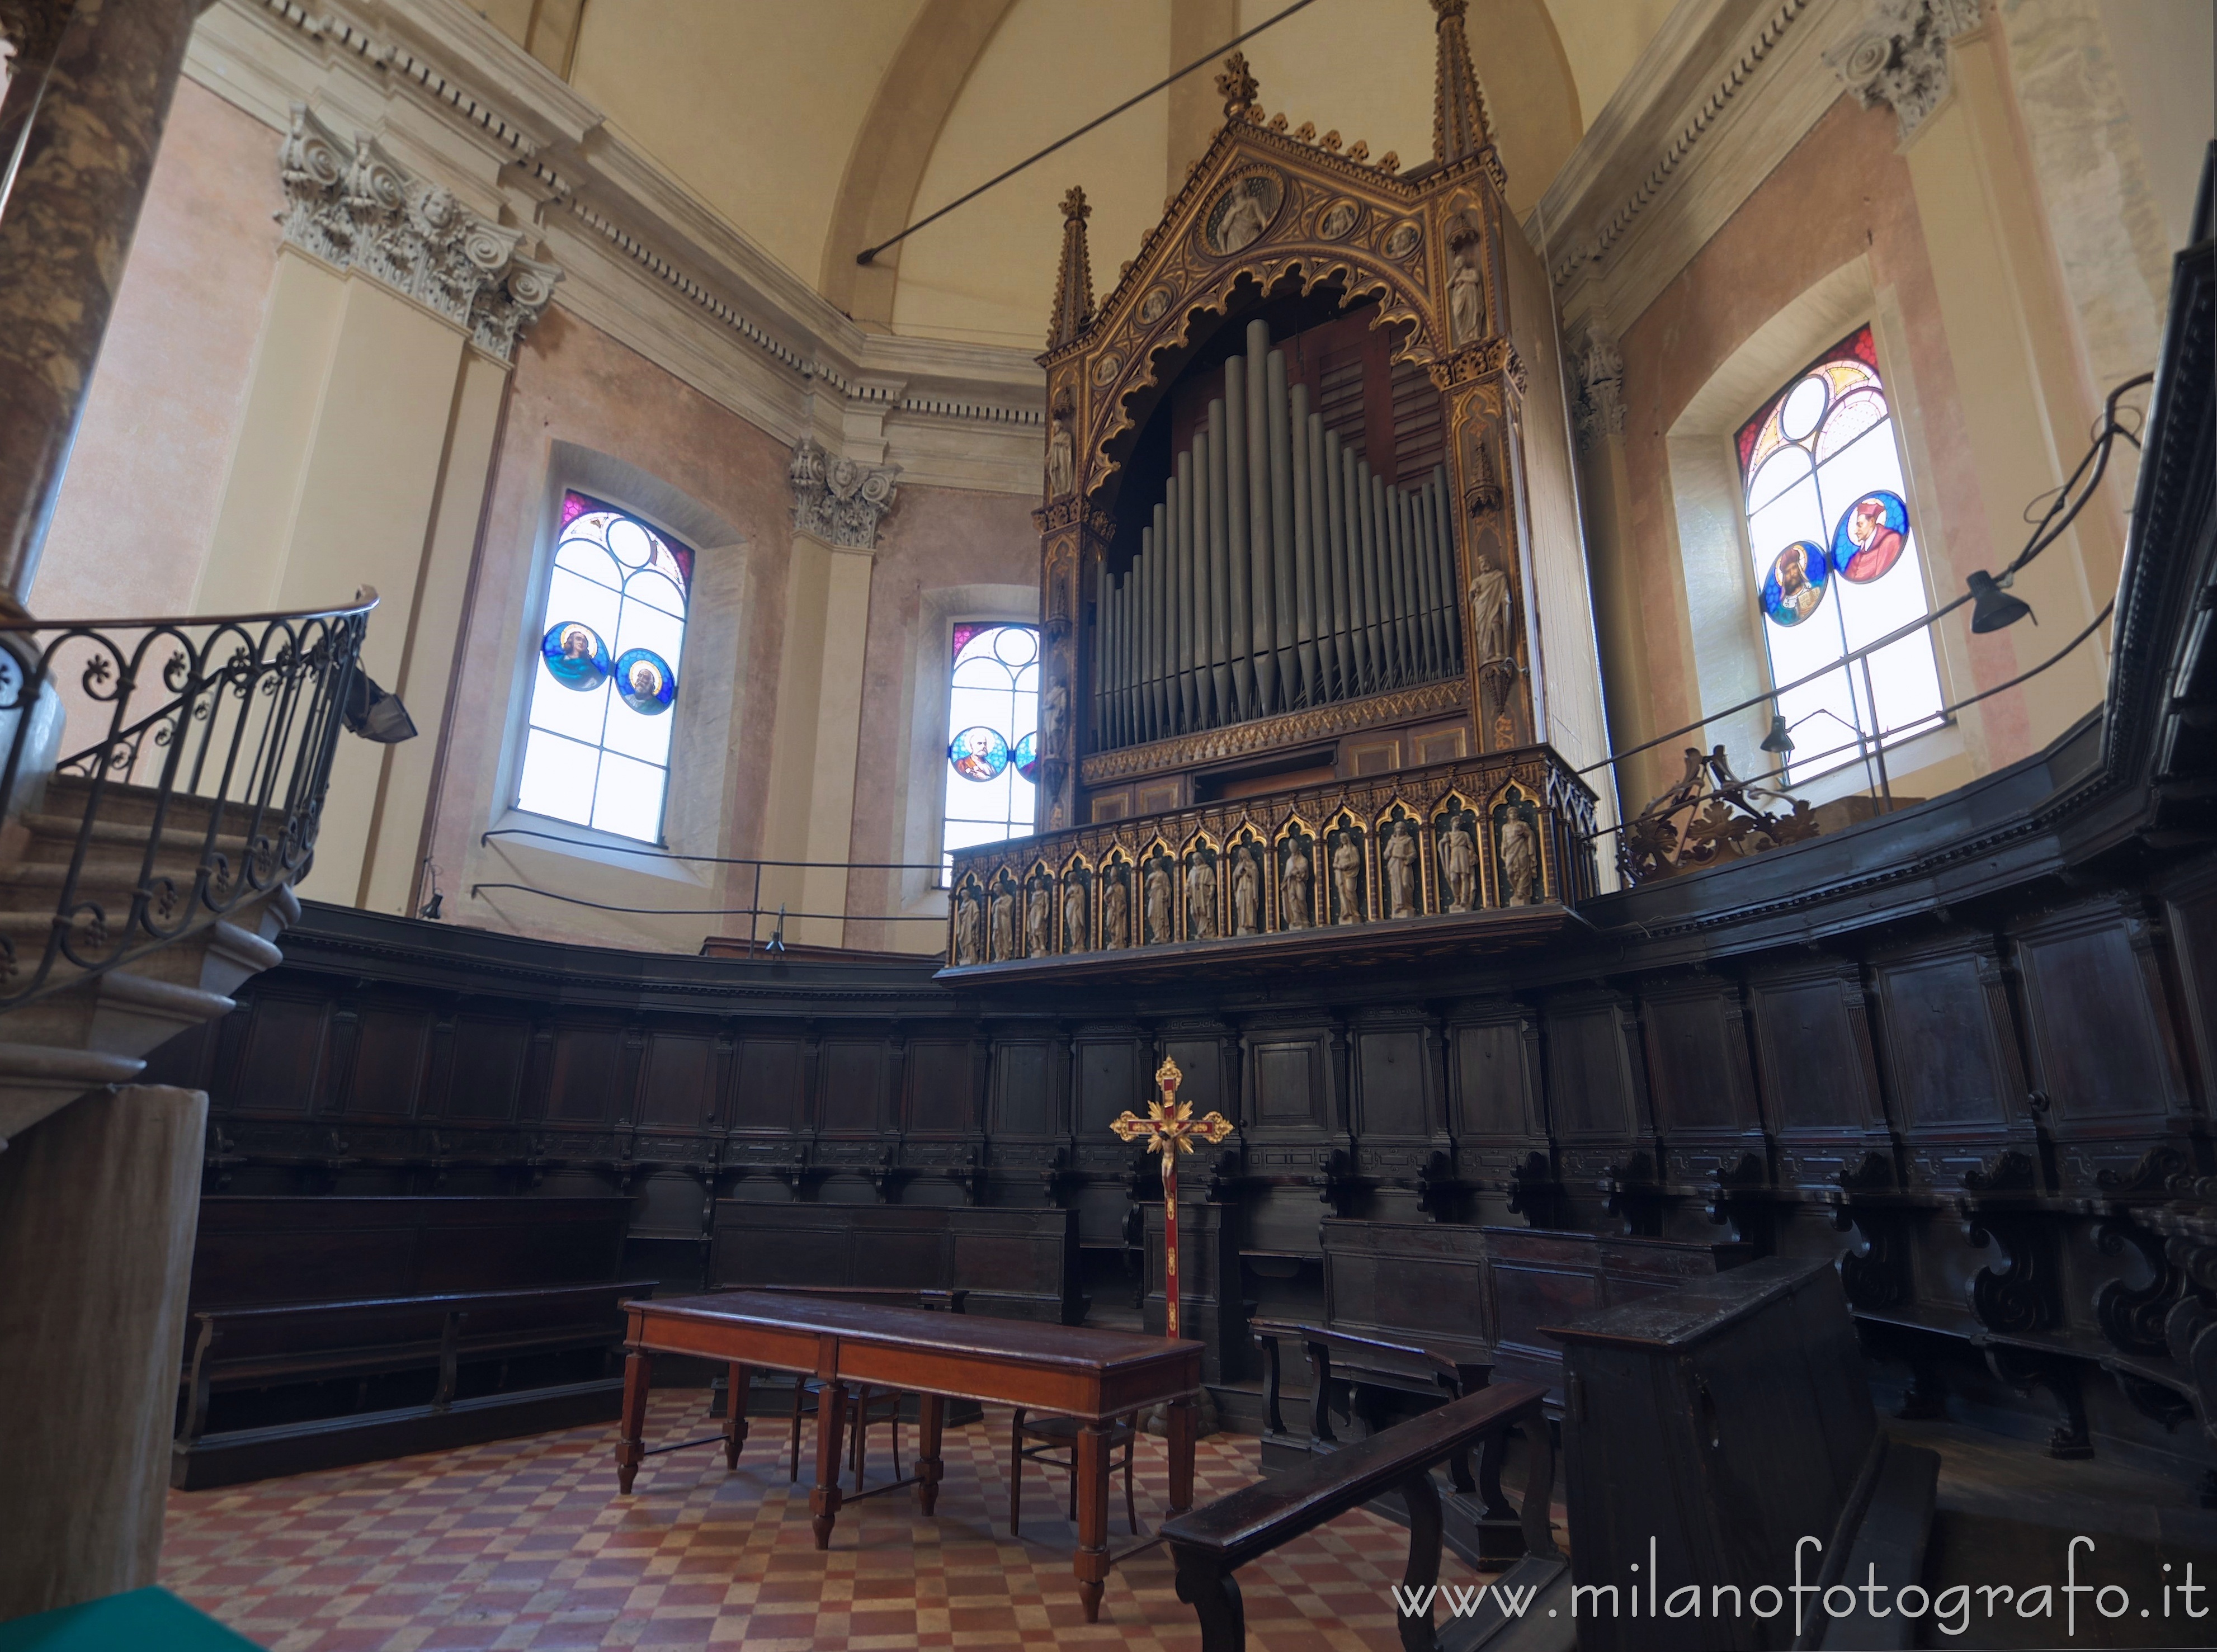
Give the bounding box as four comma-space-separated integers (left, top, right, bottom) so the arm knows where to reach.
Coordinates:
1224, 365, 1253, 721
1265, 345, 1298, 709
1243, 325, 1275, 714
1291, 388, 1319, 705
1091, 318, 1465, 751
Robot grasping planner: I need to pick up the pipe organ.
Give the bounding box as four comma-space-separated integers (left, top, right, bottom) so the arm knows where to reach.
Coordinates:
948, 4, 1611, 973
1094, 319, 1465, 751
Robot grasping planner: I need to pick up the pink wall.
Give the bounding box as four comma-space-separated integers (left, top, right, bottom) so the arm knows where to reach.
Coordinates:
1608, 94, 2033, 771
430, 300, 1039, 949
844, 482, 1039, 949
32, 80, 281, 621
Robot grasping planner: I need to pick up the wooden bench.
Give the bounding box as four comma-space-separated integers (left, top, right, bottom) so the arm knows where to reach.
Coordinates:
190, 1195, 634, 1306
172, 1279, 655, 1489
1251, 1320, 1526, 1563
1161, 1381, 1560, 1652
709, 1202, 1084, 1324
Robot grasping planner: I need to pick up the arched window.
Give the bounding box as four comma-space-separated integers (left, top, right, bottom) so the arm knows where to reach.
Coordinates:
942, 622, 1039, 874
1738, 326, 1942, 781
515, 491, 690, 842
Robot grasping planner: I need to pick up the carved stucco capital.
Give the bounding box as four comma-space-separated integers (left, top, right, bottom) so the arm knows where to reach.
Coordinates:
277, 104, 560, 363
1824, 0, 1985, 143
1573, 319, 1625, 451
789, 436, 901, 551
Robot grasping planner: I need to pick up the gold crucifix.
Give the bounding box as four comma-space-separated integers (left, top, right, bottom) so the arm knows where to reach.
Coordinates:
1110, 1055, 1232, 1339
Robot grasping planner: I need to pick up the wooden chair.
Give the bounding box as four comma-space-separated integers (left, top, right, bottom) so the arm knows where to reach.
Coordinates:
1010, 1408, 1139, 1536
787, 1380, 904, 1490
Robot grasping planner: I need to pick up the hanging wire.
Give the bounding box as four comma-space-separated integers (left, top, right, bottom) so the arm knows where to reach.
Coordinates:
855, 0, 1324, 266
1584, 370, 2153, 782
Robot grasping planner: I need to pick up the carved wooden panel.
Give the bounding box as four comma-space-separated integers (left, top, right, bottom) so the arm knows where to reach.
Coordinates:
1251, 1038, 1324, 1129
732, 1036, 805, 1135
546, 1026, 622, 1124
1744, 960, 1892, 1187
1353, 1025, 1432, 1138
337, 1006, 431, 1118
440, 1014, 528, 1122
1073, 1033, 1144, 1136
2010, 898, 2194, 1188
908, 1037, 981, 1136
1867, 936, 2037, 1190
2163, 855, 2217, 1107
636, 1031, 714, 1130
1447, 1012, 1540, 1140
231, 993, 330, 1117
818, 1040, 889, 1135
985, 1039, 1051, 1137
1638, 977, 1760, 1139
1162, 1033, 1231, 1120
1541, 997, 1646, 1143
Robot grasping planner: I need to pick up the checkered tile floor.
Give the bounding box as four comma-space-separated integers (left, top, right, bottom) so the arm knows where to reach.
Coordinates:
162, 1393, 1499, 1650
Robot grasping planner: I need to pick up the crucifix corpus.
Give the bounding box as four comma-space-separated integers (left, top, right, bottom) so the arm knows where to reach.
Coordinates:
1110, 1056, 1233, 1338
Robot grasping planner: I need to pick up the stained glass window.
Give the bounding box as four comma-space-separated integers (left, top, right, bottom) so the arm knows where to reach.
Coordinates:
1737, 327, 1942, 782
515, 492, 690, 842
942, 622, 1039, 875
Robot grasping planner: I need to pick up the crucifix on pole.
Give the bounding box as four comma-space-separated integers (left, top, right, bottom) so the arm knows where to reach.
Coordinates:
1110, 1055, 1232, 1339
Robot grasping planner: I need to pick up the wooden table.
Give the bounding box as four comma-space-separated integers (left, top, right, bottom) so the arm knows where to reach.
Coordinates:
615, 1291, 1205, 1620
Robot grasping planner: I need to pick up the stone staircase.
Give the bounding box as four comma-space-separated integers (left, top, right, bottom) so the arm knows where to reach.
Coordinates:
0, 773, 301, 1150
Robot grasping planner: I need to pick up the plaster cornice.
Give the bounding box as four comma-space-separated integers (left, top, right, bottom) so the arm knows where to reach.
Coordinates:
190, 0, 1046, 494
1523, 0, 1863, 336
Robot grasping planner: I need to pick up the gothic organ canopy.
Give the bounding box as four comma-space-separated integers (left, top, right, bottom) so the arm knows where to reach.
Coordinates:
949, 2, 1611, 975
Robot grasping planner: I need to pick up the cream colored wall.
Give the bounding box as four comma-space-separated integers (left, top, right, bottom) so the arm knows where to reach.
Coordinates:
1237, 0, 1582, 218
1540, 0, 1678, 134
32, 81, 280, 624
191, 253, 509, 911
890, 0, 1172, 348
567, 0, 923, 306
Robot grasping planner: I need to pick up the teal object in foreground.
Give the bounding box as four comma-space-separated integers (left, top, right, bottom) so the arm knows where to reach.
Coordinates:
0, 1588, 262, 1651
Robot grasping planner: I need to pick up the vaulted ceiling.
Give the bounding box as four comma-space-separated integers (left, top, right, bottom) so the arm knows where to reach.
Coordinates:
545, 0, 1677, 351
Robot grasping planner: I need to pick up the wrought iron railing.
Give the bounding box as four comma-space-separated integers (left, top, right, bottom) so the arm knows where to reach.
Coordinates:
0, 589, 377, 1011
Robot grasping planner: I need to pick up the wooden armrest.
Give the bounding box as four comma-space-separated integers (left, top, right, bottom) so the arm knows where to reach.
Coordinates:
1162, 1381, 1549, 1571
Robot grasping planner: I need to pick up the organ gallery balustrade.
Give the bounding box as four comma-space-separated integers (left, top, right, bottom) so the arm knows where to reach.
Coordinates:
943, 742, 1596, 970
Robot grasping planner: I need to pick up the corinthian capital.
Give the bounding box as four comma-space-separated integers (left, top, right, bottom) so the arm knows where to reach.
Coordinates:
789, 437, 900, 550
277, 105, 560, 363
1824, 0, 1985, 143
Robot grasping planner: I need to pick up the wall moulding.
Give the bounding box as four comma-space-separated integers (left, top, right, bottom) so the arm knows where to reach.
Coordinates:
188, 0, 1048, 495
1526, 0, 1857, 336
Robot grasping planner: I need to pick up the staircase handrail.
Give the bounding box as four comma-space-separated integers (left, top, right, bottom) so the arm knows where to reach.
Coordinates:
0, 589, 379, 1012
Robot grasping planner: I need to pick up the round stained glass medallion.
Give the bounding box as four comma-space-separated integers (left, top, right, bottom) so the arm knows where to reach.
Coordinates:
541, 621, 611, 690
1831, 489, 1910, 584
1012, 732, 1040, 782
993, 626, 1039, 668
614, 648, 677, 715
949, 726, 1010, 781
1760, 541, 1829, 628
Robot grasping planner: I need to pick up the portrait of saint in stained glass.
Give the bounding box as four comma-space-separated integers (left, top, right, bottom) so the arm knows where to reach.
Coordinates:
615, 648, 676, 715
1012, 731, 1040, 783
542, 621, 611, 690
950, 725, 1010, 782
1832, 489, 1909, 584
1761, 541, 1829, 628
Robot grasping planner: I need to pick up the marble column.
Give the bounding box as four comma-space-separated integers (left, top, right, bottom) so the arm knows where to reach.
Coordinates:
0, 0, 202, 617
0, 1084, 207, 1617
